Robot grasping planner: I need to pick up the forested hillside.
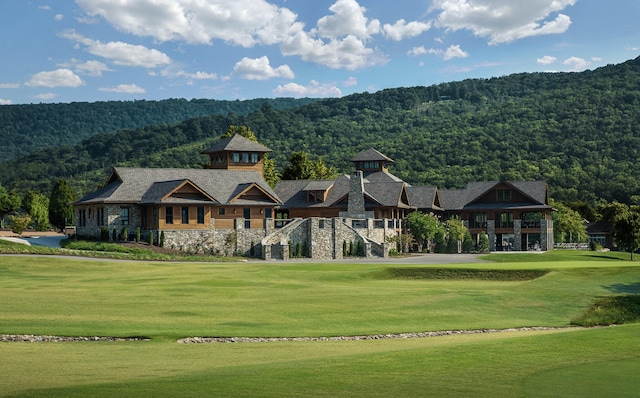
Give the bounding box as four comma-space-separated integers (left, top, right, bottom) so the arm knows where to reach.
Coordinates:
0, 97, 317, 162
2, 56, 639, 203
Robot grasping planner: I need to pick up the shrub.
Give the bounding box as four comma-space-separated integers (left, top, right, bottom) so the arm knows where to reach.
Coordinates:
302, 240, 309, 257
572, 295, 640, 326
356, 240, 364, 257
159, 231, 165, 248
349, 241, 354, 256
121, 226, 128, 242
462, 231, 474, 253
296, 242, 301, 257
250, 241, 255, 257
10, 215, 31, 235
100, 226, 110, 241
112, 228, 117, 241
478, 232, 490, 253
148, 231, 154, 246
343, 240, 347, 257
135, 227, 141, 242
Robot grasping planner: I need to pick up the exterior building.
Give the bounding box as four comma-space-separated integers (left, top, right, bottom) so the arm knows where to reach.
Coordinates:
73, 135, 554, 258
73, 135, 281, 256
439, 181, 554, 251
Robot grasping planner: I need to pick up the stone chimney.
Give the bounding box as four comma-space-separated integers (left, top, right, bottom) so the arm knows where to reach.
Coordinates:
340, 170, 374, 219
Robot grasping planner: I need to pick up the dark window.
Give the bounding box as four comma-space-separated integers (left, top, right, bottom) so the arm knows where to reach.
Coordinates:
232, 153, 240, 163
469, 212, 487, 229
197, 206, 205, 224
496, 212, 514, 228
182, 207, 189, 224
218, 208, 225, 215
121, 207, 129, 226
153, 207, 158, 224
251, 153, 258, 163
142, 209, 148, 227
165, 206, 173, 224
319, 219, 325, 229
242, 153, 249, 163
264, 208, 272, 219
497, 189, 511, 201
244, 208, 251, 229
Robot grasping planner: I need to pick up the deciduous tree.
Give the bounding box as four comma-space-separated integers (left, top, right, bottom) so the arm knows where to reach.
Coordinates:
49, 179, 76, 230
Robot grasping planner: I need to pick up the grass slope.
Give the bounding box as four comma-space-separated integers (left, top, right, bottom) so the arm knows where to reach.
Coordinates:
1, 251, 639, 396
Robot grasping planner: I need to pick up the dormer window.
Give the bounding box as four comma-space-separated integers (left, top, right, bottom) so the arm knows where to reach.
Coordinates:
497, 189, 511, 201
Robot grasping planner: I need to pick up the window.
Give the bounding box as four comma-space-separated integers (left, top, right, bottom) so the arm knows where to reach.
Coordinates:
232, 152, 240, 163
97, 208, 105, 226
182, 207, 189, 224
251, 153, 258, 163
153, 207, 158, 224
197, 206, 205, 224
121, 207, 129, 226
497, 189, 511, 201
165, 206, 173, 224
264, 208, 272, 219
218, 207, 225, 215
241, 153, 249, 163
496, 212, 514, 228
469, 212, 487, 229
319, 219, 325, 229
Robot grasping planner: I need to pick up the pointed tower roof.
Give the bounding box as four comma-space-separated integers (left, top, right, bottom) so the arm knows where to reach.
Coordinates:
201, 134, 272, 154
349, 148, 394, 163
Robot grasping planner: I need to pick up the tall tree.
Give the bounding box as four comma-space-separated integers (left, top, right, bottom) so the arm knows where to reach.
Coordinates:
0, 184, 21, 229
551, 200, 588, 243
281, 151, 337, 180
405, 211, 441, 252
49, 179, 76, 230
23, 190, 50, 231
613, 205, 640, 260
444, 217, 468, 254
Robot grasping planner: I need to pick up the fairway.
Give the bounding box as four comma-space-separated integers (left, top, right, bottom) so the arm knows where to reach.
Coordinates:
1, 252, 639, 397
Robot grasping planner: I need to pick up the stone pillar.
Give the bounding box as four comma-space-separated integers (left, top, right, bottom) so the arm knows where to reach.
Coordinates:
514, 220, 522, 251
540, 219, 554, 251
263, 244, 272, 260
364, 241, 372, 258
487, 220, 496, 252
348, 170, 366, 216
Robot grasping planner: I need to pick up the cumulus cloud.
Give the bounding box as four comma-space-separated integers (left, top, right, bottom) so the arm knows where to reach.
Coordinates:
432, 0, 575, 44
25, 69, 85, 88
60, 30, 171, 68
563, 56, 590, 71
0, 98, 12, 105
408, 46, 429, 57
537, 55, 557, 65
74, 0, 427, 71
59, 59, 113, 76
233, 56, 294, 80
55, 14, 64, 21
99, 84, 146, 93
273, 80, 342, 97
425, 45, 469, 60
383, 19, 431, 41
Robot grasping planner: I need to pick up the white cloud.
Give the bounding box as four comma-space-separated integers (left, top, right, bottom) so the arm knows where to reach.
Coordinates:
343, 76, 358, 87
99, 84, 146, 93
60, 30, 171, 68
60, 59, 113, 76
55, 14, 64, 21
25, 69, 85, 88
76, 0, 300, 47
0, 83, 20, 89
74, 0, 425, 71
537, 55, 557, 65
563, 56, 590, 71
233, 56, 294, 80
317, 0, 381, 39
39, 5, 51, 10
273, 80, 342, 97
408, 46, 428, 57
0, 98, 12, 105
33, 93, 58, 100
177, 71, 218, 80
432, 0, 575, 44
426, 45, 469, 60
383, 19, 431, 41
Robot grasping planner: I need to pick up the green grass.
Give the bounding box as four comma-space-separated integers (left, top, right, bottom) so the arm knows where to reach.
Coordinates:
1, 251, 639, 396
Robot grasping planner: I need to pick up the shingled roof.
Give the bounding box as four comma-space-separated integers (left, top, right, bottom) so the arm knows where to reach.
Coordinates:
75, 167, 281, 206
201, 134, 272, 154
439, 180, 550, 210
349, 148, 394, 163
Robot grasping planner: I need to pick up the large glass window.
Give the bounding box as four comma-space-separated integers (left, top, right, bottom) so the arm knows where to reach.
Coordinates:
182, 207, 189, 224
232, 152, 240, 163
197, 206, 205, 224
251, 153, 259, 163
121, 207, 129, 225
469, 212, 487, 229
165, 206, 173, 224
496, 212, 514, 228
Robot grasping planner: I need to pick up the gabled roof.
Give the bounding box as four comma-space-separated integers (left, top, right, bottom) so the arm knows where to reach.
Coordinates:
74, 167, 281, 206
407, 186, 442, 211
201, 134, 272, 154
349, 148, 394, 163
140, 179, 217, 205
439, 180, 550, 211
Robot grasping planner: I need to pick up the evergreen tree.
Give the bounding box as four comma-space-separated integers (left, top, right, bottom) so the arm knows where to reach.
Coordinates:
48, 179, 76, 230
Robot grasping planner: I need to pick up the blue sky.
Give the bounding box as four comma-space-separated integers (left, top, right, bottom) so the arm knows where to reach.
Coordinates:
1, 0, 639, 105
